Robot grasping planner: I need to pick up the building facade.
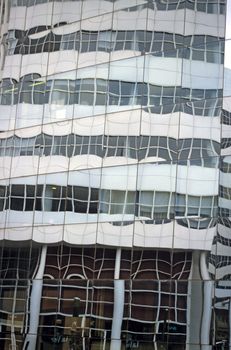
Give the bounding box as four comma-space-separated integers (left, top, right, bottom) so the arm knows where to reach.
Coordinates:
0, 0, 230, 349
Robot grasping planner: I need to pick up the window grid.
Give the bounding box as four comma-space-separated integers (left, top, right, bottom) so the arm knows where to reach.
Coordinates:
222, 109, 231, 125
220, 160, 231, 173
0, 184, 218, 220
0, 78, 222, 116
219, 185, 231, 200
221, 138, 231, 149
9, 0, 226, 14
209, 255, 231, 269
0, 135, 220, 165
5, 28, 224, 64
213, 232, 231, 247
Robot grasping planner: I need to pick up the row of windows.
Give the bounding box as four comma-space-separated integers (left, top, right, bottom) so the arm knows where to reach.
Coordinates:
0, 184, 218, 219
0, 246, 192, 281
9, 0, 226, 14
0, 78, 222, 108
0, 134, 220, 163
144, 98, 222, 116
219, 208, 231, 217
7, 25, 223, 41
5, 29, 224, 64
176, 217, 216, 230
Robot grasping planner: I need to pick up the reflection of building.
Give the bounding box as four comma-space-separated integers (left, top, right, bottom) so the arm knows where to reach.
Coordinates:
0, 0, 229, 349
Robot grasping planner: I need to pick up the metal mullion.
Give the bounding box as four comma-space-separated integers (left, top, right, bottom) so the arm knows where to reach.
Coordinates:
152, 33, 157, 53
103, 135, 107, 157
48, 80, 54, 105
59, 135, 63, 156
212, 194, 216, 218
95, 30, 99, 52
156, 136, 160, 159
161, 33, 164, 53
123, 190, 127, 215
85, 135, 89, 156
22, 185, 26, 211
66, 80, 70, 105
151, 190, 154, 220
98, 134, 103, 157
199, 196, 202, 218
3, 185, 7, 210
160, 86, 163, 106
70, 186, 74, 212
25, 137, 29, 156
187, 138, 192, 162
30, 136, 35, 155
67, 185, 72, 212
41, 184, 46, 212
80, 30, 83, 53
93, 78, 97, 108
65, 134, 68, 157
0, 138, 3, 156
147, 82, 150, 106
2, 138, 5, 156
167, 137, 172, 162
109, 190, 112, 214
49, 134, 54, 156
111, 29, 115, 51
146, 134, 151, 159
58, 186, 62, 212
71, 134, 75, 157
118, 80, 121, 106
184, 193, 188, 217
200, 138, 204, 166
80, 135, 83, 155
167, 192, 172, 220
173, 86, 176, 105
9, 136, 14, 157
126, 135, 130, 158
94, 134, 98, 155
174, 280, 178, 322
122, 31, 126, 51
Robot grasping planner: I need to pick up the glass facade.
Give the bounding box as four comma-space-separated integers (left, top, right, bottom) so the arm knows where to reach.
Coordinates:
0, 0, 230, 349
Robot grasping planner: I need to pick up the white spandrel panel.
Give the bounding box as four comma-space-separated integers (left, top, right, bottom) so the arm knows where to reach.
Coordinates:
8, 5, 27, 30
0, 105, 16, 132
52, 1, 82, 26
137, 162, 177, 192
182, 61, 223, 90
96, 221, 134, 247
176, 165, 219, 197
173, 220, 217, 251
15, 104, 44, 129
141, 111, 180, 139
25, 2, 53, 29
134, 220, 174, 249
185, 10, 225, 37
179, 114, 221, 142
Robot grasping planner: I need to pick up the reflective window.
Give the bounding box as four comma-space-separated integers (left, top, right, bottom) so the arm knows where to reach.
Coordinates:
0, 134, 220, 166
5, 28, 224, 64
0, 77, 222, 114
0, 184, 218, 222
9, 0, 225, 14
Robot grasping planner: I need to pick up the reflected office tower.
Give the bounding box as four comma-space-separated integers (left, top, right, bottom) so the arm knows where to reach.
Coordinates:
0, 0, 229, 349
